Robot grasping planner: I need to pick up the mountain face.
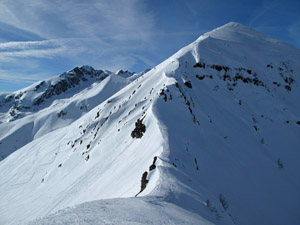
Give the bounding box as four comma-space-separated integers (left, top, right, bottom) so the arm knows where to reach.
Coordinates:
0, 66, 145, 160
1, 22, 300, 225
1, 66, 109, 119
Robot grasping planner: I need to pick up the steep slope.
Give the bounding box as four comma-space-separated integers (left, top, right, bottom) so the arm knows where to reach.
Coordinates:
150, 22, 300, 225
1, 22, 300, 225
0, 64, 172, 224
0, 66, 143, 160
0, 66, 110, 121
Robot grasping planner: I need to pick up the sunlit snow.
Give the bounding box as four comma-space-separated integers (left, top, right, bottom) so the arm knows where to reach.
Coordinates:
0, 22, 300, 225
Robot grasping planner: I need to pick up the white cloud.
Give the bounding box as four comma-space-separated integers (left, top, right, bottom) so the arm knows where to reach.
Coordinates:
0, 40, 60, 50
0, 70, 51, 84
0, 0, 155, 42
0, 39, 71, 62
0, 47, 67, 61
0, 0, 157, 88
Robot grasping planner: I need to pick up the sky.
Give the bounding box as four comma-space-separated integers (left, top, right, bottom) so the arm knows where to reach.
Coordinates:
0, 0, 300, 92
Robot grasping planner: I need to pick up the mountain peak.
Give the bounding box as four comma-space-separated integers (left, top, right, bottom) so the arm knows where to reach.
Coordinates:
222, 21, 248, 28
212, 21, 256, 32
199, 21, 265, 40
198, 22, 298, 54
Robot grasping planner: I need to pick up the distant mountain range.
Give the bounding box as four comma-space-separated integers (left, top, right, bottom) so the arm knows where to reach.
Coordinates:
1, 22, 300, 225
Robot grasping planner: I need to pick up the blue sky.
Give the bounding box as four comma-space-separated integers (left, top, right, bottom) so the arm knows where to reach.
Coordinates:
0, 0, 299, 92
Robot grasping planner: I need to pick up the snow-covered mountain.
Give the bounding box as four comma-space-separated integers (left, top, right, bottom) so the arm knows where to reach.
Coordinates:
0, 66, 145, 160
1, 22, 300, 225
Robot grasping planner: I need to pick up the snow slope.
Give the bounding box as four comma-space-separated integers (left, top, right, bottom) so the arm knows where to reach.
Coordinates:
0, 66, 144, 160
27, 197, 210, 225
1, 22, 300, 225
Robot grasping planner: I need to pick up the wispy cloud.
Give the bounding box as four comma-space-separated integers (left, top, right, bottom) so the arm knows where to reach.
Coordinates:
0, 39, 70, 62
0, 0, 157, 90
0, 47, 66, 61
0, 0, 155, 41
0, 69, 51, 84
0, 39, 61, 50
248, 1, 279, 27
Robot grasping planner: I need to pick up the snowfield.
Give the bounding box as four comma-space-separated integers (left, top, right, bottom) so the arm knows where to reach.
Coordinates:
0, 22, 300, 225
26, 197, 211, 225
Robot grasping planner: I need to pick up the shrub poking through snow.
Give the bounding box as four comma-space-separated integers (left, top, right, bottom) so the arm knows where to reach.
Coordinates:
131, 118, 146, 138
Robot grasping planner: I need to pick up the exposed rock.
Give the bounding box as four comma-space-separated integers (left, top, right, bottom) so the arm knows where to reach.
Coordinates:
193, 62, 206, 68
135, 171, 149, 197
149, 156, 158, 171
184, 81, 192, 88
131, 118, 146, 139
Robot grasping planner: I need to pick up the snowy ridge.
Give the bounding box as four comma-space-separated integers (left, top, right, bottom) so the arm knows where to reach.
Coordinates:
0, 67, 145, 160
0, 66, 138, 122
0, 62, 173, 224
0, 66, 109, 120
0, 22, 300, 225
